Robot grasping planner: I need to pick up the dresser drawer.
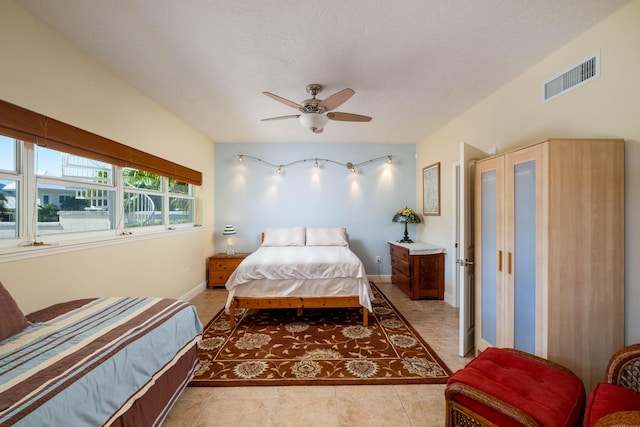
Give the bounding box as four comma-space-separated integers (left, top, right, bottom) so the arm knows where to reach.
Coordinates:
390, 243, 409, 262
391, 267, 411, 295
390, 255, 410, 277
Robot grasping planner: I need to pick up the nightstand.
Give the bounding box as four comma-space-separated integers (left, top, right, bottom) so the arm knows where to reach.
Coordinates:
388, 241, 445, 300
207, 253, 250, 288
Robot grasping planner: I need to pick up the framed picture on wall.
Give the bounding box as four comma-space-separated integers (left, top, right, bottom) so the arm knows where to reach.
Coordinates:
423, 162, 440, 216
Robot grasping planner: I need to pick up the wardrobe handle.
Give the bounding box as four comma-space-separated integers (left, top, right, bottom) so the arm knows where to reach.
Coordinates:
498, 250, 503, 272
507, 252, 512, 275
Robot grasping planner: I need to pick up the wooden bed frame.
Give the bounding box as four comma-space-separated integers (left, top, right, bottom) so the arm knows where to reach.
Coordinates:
227, 231, 370, 328
229, 295, 368, 328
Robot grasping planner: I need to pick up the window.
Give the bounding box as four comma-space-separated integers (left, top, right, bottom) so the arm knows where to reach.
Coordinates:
121, 170, 195, 228
123, 168, 163, 229
36, 146, 116, 235
0, 135, 197, 248
58, 195, 72, 204
0, 135, 16, 172
0, 136, 19, 239
169, 178, 194, 225
0, 179, 18, 239
0, 99, 201, 252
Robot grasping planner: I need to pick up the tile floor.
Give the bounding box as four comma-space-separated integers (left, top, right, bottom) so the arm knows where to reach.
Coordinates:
163, 282, 473, 427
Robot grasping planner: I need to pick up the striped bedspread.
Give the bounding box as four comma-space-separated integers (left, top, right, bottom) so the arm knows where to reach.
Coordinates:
0, 297, 202, 427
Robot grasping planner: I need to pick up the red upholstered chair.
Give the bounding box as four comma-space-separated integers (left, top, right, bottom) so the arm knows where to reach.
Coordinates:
583, 343, 640, 427
445, 347, 586, 427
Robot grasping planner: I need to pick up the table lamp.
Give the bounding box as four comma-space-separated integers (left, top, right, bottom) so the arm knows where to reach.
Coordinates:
392, 207, 421, 243
223, 225, 236, 255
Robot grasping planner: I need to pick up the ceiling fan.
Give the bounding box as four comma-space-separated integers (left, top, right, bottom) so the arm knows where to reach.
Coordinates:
261, 84, 372, 134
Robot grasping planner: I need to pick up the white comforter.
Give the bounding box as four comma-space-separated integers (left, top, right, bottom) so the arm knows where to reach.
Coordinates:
224, 246, 373, 311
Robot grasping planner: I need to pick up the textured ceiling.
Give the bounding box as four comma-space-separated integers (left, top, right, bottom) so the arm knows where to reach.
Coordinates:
15, 0, 632, 144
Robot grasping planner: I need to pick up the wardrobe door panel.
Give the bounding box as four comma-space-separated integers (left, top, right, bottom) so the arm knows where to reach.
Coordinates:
475, 157, 504, 352
480, 169, 498, 346
512, 160, 537, 354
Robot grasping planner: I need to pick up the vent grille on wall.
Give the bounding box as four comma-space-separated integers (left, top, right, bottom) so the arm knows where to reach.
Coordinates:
543, 52, 600, 102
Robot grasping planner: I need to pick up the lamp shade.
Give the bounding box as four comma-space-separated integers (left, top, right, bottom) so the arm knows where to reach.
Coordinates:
299, 113, 329, 132
222, 225, 236, 235
392, 207, 420, 244
392, 207, 421, 224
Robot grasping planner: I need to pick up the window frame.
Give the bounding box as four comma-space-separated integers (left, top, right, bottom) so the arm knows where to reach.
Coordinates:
0, 135, 201, 258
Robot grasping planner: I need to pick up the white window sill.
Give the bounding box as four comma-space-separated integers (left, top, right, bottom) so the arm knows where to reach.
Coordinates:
0, 225, 204, 263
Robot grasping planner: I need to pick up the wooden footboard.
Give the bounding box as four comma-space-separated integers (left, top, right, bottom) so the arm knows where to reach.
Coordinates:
229, 296, 368, 328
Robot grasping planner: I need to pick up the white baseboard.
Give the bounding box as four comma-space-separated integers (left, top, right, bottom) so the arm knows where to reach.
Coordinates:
180, 280, 207, 302
368, 275, 391, 283
444, 291, 456, 307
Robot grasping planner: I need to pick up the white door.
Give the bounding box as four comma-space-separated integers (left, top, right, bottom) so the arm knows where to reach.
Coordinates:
458, 142, 490, 357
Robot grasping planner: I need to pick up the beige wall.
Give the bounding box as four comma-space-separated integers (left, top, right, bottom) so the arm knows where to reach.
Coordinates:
416, 0, 640, 344
0, 1, 215, 313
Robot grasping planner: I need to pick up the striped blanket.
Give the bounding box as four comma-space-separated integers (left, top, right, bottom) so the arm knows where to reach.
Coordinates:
0, 297, 202, 427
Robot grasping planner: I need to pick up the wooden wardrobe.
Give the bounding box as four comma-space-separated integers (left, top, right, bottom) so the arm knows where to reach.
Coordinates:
474, 138, 625, 391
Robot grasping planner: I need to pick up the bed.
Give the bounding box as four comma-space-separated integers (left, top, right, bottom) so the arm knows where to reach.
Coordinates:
0, 281, 202, 427
224, 227, 374, 327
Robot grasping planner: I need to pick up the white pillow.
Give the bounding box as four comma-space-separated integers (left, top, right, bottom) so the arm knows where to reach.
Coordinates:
305, 227, 349, 247
261, 226, 306, 246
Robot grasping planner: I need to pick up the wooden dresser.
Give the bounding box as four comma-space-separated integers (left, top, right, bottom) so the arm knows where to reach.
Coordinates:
207, 253, 250, 288
389, 241, 445, 300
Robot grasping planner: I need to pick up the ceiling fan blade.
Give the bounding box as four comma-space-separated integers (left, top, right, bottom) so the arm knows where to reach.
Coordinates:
261, 114, 300, 121
318, 88, 354, 111
262, 92, 302, 110
327, 112, 372, 122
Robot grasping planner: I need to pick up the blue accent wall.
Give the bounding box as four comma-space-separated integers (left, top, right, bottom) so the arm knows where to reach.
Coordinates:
214, 143, 416, 275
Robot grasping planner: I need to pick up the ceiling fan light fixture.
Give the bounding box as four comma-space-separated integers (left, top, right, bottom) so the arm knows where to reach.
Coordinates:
299, 113, 329, 133
262, 85, 370, 133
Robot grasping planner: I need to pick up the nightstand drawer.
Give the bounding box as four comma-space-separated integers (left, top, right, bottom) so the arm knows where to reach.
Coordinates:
209, 259, 240, 271
207, 253, 250, 288
209, 270, 234, 285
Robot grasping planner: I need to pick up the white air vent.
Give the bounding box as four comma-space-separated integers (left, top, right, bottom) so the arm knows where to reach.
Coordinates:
543, 52, 600, 102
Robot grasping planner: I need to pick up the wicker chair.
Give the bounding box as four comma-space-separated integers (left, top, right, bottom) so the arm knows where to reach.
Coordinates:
444, 348, 585, 427
585, 343, 640, 427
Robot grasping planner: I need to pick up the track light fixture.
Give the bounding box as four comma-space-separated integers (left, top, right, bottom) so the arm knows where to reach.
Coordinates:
236, 154, 393, 175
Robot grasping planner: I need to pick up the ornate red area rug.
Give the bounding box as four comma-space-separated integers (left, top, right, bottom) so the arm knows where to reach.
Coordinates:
189, 283, 452, 386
